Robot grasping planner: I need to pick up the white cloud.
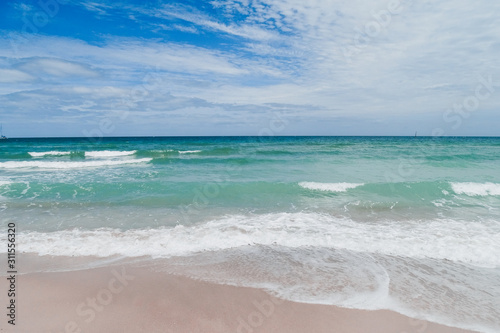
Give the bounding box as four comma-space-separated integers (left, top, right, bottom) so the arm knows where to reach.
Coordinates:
0, 68, 35, 83
11, 2, 34, 13
19, 58, 99, 78
80, 1, 113, 16
172, 24, 199, 34
139, 3, 280, 41
1, 36, 256, 77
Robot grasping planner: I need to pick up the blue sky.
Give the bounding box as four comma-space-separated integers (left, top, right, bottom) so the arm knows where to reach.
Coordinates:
0, 0, 499, 137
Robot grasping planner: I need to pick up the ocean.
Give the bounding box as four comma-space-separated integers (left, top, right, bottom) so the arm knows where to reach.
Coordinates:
1, 136, 499, 332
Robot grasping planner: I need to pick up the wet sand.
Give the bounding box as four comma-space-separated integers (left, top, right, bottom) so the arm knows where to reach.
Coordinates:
0, 263, 478, 333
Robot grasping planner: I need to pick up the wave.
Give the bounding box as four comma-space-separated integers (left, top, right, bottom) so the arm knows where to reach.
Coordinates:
12, 212, 500, 267
179, 150, 202, 154
299, 182, 364, 192
85, 150, 137, 158
28, 151, 72, 157
0, 158, 152, 169
451, 182, 500, 196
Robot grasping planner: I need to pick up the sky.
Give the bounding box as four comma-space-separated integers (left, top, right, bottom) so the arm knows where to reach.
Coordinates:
0, 0, 499, 137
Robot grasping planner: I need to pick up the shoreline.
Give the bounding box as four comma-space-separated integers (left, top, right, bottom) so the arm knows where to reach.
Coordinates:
0, 262, 479, 333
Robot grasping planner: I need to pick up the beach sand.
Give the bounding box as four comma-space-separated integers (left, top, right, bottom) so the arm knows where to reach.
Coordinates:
0, 261, 478, 333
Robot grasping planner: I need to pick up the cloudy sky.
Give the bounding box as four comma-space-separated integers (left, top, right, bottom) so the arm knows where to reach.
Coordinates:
0, 0, 499, 137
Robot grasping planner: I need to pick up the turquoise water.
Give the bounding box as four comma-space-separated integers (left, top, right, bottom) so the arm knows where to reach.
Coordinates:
1, 136, 499, 332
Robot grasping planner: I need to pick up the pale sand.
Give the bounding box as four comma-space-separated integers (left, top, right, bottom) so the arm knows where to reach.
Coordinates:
0, 264, 477, 333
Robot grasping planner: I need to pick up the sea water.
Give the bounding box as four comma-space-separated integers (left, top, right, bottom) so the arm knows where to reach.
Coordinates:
0, 136, 499, 332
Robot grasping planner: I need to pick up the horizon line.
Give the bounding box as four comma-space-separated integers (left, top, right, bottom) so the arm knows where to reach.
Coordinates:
2, 135, 500, 139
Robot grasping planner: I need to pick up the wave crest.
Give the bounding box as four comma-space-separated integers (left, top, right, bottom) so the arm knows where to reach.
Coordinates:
299, 182, 363, 192
11, 212, 500, 267
451, 182, 500, 196
85, 150, 137, 157
0, 158, 151, 169
29, 151, 72, 157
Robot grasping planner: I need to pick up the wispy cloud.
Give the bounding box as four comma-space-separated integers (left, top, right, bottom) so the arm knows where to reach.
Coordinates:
80, 1, 113, 16
171, 24, 199, 34
18, 58, 99, 78
116, 2, 281, 42
10, 2, 35, 14
0, 68, 34, 83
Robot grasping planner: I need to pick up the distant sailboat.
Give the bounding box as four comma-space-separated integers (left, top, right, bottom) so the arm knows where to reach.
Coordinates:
414, 131, 417, 137
0, 124, 7, 140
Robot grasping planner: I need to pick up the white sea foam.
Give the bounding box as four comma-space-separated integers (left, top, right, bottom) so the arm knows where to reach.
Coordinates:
29, 151, 71, 157
9, 213, 500, 332
299, 182, 363, 192
0, 158, 152, 169
13, 212, 500, 267
0, 180, 12, 199
85, 150, 137, 157
179, 150, 202, 154
451, 182, 500, 196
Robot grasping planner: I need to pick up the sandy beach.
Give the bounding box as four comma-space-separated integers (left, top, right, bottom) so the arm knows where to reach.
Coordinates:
0, 261, 477, 333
